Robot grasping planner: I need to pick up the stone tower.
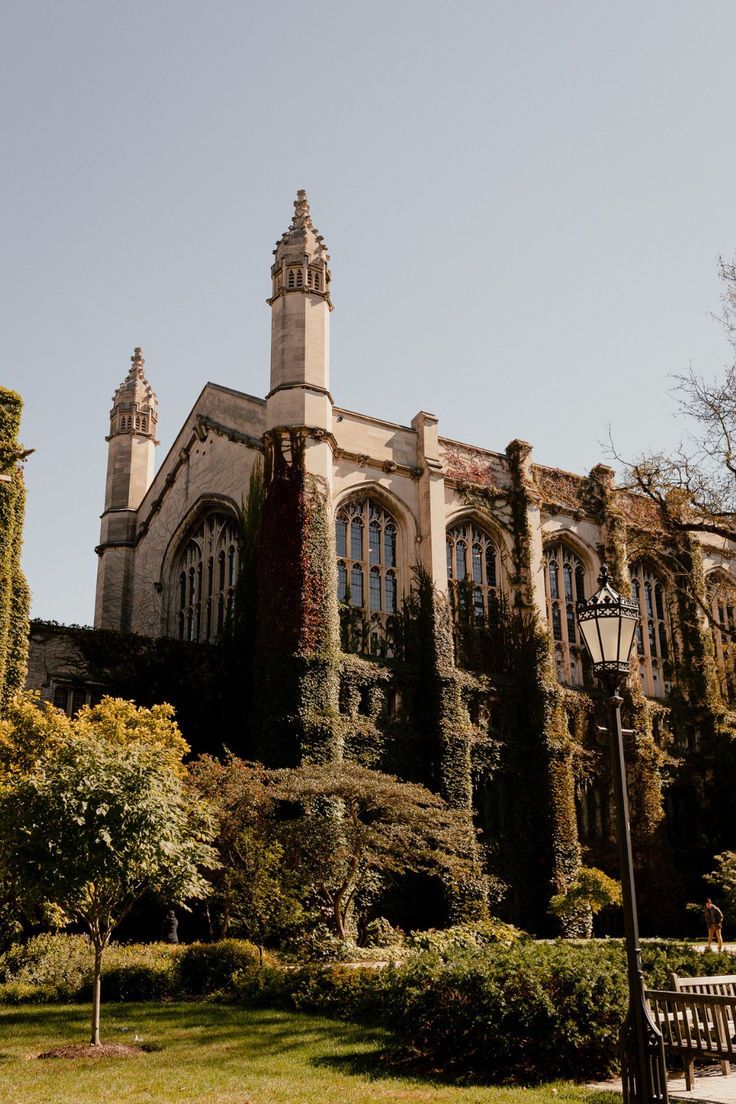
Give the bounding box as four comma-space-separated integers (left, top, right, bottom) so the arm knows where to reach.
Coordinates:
94, 347, 158, 631
256, 192, 341, 765
266, 189, 333, 483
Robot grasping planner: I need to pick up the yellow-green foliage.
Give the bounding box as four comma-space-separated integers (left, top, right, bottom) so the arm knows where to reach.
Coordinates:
0, 388, 30, 713
0, 693, 189, 779
549, 865, 622, 921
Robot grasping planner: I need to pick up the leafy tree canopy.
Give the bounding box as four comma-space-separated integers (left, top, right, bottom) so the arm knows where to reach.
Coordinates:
549, 866, 622, 928
266, 761, 479, 940
0, 697, 215, 1045
0, 693, 189, 779
190, 755, 303, 953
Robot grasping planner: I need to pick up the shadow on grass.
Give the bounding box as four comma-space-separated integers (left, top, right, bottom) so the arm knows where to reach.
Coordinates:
0, 1003, 389, 1061
311, 1048, 621, 1096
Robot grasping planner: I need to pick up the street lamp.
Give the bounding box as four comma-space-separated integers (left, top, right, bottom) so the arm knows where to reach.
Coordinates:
577, 565, 669, 1104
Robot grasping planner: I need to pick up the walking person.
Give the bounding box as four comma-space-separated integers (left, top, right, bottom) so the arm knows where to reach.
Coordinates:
705, 898, 724, 952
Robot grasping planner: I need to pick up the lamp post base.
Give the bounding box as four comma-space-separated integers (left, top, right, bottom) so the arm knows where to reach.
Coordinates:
620, 1002, 669, 1104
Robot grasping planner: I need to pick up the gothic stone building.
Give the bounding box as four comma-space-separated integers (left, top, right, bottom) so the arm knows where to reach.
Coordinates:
27, 192, 736, 933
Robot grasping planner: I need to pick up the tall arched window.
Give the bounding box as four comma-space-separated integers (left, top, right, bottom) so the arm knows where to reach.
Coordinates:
172, 510, 240, 643
707, 570, 736, 703
543, 542, 588, 686
446, 520, 500, 626
335, 497, 399, 656
630, 560, 671, 698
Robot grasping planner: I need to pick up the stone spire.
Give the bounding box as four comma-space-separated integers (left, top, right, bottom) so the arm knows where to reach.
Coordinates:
95, 346, 159, 631
266, 191, 333, 481
128, 346, 146, 380
269, 190, 332, 307
109, 347, 158, 441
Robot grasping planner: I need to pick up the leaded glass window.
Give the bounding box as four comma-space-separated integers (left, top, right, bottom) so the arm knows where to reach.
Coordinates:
630, 560, 671, 698
173, 511, 239, 643
543, 542, 587, 686
446, 520, 500, 626
335, 497, 400, 655
707, 571, 736, 703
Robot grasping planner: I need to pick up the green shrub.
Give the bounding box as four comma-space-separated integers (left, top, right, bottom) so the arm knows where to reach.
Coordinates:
406, 918, 523, 956
101, 943, 181, 1001
363, 917, 405, 948
640, 941, 729, 988
0, 933, 91, 1000
384, 941, 626, 1082
0, 934, 181, 1003
280, 963, 392, 1023
177, 939, 263, 996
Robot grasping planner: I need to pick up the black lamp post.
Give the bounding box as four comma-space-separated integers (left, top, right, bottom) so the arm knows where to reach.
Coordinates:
577, 565, 669, 1104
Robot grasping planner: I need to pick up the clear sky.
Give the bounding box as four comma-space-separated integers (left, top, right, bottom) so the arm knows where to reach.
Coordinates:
3, 1, 735, 624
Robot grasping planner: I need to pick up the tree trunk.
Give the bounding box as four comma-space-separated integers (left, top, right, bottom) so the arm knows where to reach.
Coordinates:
90, 944, 103, 1046
334, 897, 346, 940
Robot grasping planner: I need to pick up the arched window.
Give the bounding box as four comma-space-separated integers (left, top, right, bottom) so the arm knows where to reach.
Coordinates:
543, 542, 588, 686
446, 520, 500, 626
576, 783, 608, 842
287, 269, 296, 289
707, 571, 736, 702
172, 510, 240, 643
630, 560, 671, 698
335, 497, 399, 656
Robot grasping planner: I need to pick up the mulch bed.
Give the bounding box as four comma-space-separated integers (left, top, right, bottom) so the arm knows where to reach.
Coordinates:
37, 1043, 147, 1059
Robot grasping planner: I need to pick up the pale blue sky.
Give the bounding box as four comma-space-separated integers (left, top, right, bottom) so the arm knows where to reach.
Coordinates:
2, 1, 735, 624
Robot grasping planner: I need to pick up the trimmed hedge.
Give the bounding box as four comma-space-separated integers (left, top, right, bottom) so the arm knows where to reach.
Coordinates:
0, 934, 733, 1082
251, 940, 735, 1082
0, 934, 262, 1003
177, 940, 264, 996
0, 934, 180, 1003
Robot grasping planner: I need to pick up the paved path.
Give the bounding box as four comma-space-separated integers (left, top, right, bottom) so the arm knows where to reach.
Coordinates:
591, 1064, 736, 1103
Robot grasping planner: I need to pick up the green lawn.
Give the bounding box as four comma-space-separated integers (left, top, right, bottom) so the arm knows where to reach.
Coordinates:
0, 1003, 618, 1104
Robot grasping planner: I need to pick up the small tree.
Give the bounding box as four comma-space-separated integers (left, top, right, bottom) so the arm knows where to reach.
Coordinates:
0, 699, 216, 1046
549, 866, 622, 937
709, 851, 736, 918
267, 761, 479, 941
190, 755, 303, 959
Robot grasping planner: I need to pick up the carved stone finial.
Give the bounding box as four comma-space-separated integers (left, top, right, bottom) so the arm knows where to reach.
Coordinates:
129, 347, 145, 377
291, 189, 312, 228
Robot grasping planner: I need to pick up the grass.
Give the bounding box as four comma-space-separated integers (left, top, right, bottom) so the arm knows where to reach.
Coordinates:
0, 1002, 620, 1104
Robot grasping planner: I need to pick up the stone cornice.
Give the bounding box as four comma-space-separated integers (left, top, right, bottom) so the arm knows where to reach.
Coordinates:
265, 382, 335, 404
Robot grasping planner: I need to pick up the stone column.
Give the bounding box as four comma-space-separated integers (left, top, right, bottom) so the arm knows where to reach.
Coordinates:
411, 411, 447, 593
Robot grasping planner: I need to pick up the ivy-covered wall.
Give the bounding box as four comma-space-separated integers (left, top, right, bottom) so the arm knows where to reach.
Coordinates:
253, 430, 342, 766
24, 424, 736, 936
0, 389, 30, 713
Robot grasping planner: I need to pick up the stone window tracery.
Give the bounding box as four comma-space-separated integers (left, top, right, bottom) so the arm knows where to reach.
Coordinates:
336, 497, 399, 656
446, 520, 500, 626
630, 560, 671, 698
543, 542, 587, 686
707, 570, 736, 702
172, 510, 239, 643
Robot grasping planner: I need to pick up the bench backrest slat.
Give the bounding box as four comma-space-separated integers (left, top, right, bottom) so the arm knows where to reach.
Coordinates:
645, 987, 736, 1060
671, 972, 736, 997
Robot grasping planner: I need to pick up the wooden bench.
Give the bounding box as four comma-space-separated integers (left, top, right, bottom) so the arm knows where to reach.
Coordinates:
646, 973, 736, 1091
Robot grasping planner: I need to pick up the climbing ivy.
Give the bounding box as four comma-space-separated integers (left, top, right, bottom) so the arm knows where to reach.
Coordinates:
0, 389, 30, 713
253, 431, 341, 766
